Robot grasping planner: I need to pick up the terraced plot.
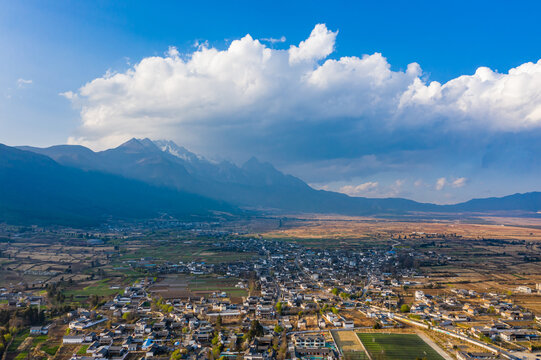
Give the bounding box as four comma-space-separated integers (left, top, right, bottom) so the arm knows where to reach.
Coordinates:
357, 333, 445, 360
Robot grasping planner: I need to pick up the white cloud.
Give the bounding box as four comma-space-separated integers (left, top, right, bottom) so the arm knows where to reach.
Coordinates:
435, 177, 447, 191
66, 24, 422, 150
339, 181, 379, 196
17, 78, 32, 88
288, 24, 337, 64
59, 91, 77, 100
63, 23, 541, 154
452, 177, 467, 188
167, 46, 180, 58
400, 61, 541, 130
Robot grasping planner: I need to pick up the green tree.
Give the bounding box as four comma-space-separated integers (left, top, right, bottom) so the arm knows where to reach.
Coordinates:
245, 320, 264, 341
170, 349, 184, 360
400, 304, 410, 313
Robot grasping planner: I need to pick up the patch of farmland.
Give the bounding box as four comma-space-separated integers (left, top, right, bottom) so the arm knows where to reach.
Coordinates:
357, 333, 445, 360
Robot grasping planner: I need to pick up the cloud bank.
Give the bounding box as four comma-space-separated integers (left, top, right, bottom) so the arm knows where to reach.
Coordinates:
63, 24, 541, 203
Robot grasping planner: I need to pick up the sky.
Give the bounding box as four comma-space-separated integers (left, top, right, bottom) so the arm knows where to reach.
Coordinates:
1, 0, 541, 204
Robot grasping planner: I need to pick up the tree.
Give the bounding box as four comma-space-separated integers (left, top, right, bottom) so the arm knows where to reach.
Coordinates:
170, 349, 184, 360
122, 312, 136, 323
400, 304, 410, 313
331, 288, 339, 296
275, 302, 283, 315
90, 294, 100, 308
274, 325, 284, 333
216, 315, 222, 328
245, 320, 264, 341
373, 322, 382, 329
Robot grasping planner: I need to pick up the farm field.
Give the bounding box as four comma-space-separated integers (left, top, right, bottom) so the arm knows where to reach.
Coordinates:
357, 333, 445, 360
119, 242, 257, 264
63, 278, 122, 300
262, 215, 541, 242
332, 331, 369, 360
149, 274, 248, 301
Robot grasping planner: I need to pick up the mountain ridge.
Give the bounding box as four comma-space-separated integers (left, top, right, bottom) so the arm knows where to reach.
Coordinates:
1, 144, 236, 225
12, 139, 541, 220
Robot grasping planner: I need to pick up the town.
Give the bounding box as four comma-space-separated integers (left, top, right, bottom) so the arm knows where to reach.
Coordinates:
1, 219, 540, 360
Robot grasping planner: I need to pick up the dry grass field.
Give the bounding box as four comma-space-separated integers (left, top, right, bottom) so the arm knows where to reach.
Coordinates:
332, 330, 366, 352
262, 215, 541, 242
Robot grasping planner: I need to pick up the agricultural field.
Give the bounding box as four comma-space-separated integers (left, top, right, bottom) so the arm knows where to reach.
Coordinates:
357, 333, 445, 360
261, 214, 541, 242
149, 274, 248, 301
63, 278, 122, 301
119, 242, 256, 264
332, 330, 369, 360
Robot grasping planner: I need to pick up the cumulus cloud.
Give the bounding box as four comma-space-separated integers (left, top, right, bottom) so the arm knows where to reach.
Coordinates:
288, 24, 337, 64
65, 23, 541, 152
339, 181, 379, 196
61, 23, 541, 203
66, 23, 426, 150
400, 61, 541, 130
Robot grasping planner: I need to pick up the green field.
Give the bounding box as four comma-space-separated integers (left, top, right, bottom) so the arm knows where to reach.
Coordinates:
63, 278, 120, 299
121, 243, 256, 264
189, 276, 247, 297
357, 333, 444, 360
8, 330, 29, 351
343, 351, 370, 360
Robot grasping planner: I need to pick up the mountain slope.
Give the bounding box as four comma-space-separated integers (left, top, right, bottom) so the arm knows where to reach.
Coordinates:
18, 139, 541, 215
444, 192, 541, 212
20, 139, 433, 215
0, 144, 235, 225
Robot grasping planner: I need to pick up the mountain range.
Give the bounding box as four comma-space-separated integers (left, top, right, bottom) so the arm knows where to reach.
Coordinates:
0, 138, 539, 225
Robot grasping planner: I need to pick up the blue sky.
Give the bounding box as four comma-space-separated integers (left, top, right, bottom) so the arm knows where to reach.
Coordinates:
1, 1, 541, 203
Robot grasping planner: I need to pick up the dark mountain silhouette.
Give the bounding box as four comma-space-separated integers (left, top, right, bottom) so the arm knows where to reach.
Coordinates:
19, 139, 435, 215
11, 139, 541, 223
0, 144, 235, 226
